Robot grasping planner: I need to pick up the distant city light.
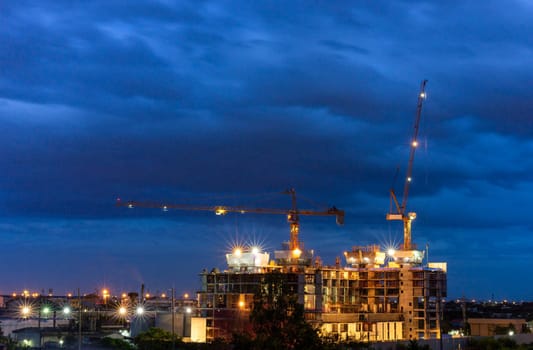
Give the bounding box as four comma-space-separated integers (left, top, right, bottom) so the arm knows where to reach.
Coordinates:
136, 306, 144, 315
21, 306, 31, 317
118, 307, 127, 316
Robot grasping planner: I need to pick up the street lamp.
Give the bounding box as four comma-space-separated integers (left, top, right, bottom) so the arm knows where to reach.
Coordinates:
42, 306, 51, 317
118, 306, 128, 317
135, 305, 144, 316
62, 306, 71, 316
21, 305, 32, 319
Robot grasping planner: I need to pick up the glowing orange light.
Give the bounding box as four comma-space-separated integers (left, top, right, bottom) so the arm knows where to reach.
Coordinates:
215, 207, 227, 215
184, 293, 189, 299
292, 248, 302, 258
22, 306, 31, 316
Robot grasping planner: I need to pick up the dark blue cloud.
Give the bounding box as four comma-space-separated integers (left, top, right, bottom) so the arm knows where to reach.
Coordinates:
0, 0, 531, 299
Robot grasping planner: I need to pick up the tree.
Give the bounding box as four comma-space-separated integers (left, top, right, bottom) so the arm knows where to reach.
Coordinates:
493, 323, 516, 335
245, 271, 322, 350
134, 327, 182, 350
101, 337, 136, 350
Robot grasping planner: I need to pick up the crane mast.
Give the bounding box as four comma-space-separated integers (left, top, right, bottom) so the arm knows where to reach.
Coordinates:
117, 189, 344, 252
387, 80, 427, 251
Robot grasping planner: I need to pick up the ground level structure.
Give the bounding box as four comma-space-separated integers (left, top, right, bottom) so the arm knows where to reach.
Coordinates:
198, 241, 446, 342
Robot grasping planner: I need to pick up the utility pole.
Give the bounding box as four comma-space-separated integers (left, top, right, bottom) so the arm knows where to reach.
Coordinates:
171, 287, 175, 350
78, 288, 82, 350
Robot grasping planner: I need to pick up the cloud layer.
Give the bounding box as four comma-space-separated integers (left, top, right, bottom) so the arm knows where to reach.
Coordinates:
0, 1, 532, 299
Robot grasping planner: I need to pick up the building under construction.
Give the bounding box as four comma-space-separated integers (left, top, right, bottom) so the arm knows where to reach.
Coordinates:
198, 239, 446, 342
121, 81, 446, 343
197, 81, 446, 342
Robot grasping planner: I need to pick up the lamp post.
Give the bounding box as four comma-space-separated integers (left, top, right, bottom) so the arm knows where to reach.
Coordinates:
39, 303, 52, 348
171, 287, 175, 350
78, 288, 82, 350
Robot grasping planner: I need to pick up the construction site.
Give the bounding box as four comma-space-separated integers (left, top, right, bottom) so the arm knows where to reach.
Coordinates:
119, 80, 448, 343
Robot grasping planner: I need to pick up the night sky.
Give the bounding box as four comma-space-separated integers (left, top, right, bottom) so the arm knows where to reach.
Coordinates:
1, 1, 532, 300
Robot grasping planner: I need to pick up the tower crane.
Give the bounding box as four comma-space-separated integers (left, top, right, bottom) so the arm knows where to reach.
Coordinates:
386, 80, 427, 251
117, 188, 344, 251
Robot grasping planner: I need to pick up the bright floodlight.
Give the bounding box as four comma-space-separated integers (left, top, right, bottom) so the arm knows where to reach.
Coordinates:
63, 306, 71, 315
412, 140, 418, 147
118, 307, 127, 316
136, 306, 144, 315
509, 330, 514, 336
387, 248, 396, 257
292, 248, 302, 258
185, 307, 192, 314
251, 247, 259, 255
234, 248, 242, 257
22, 306, 31, 316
